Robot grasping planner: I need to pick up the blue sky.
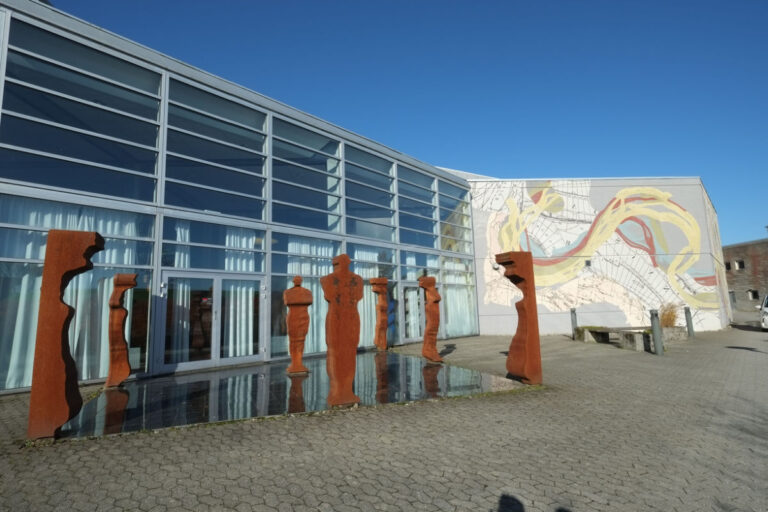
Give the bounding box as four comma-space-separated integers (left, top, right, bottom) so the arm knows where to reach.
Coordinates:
51, 0, 767, 246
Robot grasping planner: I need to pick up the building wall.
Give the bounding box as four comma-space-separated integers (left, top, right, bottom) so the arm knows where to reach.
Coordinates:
470, 177, 729, 335
722, 239, 768, 313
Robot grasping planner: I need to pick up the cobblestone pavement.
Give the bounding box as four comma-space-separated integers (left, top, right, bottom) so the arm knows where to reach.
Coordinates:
1, 327, 766, 511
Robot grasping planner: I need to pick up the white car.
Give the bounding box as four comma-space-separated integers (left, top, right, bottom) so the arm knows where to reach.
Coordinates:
758, 295, 768, 331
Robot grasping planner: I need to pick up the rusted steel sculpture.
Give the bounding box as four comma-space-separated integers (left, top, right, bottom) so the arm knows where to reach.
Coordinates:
374, 352, 389, 404
321, 254, 363, 407
27, 230, 105, 439
370, 277, 389, 351
418, 276, 443, 363
288, 374, 308, 414
105, 273, 137, 388
422, 363, 442, 399
284, 276, 313, 375
495, 251, 542, 385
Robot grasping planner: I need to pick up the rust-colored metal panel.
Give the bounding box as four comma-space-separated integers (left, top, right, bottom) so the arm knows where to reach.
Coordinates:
27, 230, 104, 440
495, 251, 542, 385
105, 273, 137, 388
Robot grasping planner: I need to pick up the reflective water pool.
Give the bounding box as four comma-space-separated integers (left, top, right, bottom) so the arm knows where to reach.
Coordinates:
60, 351, 516, 438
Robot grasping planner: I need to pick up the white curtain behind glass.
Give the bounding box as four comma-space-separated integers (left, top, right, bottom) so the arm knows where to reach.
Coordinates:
0, 196, 144, 388
222, 227, 259, 358
169, 221, 191, 363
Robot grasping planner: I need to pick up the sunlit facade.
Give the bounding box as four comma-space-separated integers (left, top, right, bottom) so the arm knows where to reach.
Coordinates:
0, 0, 479, 391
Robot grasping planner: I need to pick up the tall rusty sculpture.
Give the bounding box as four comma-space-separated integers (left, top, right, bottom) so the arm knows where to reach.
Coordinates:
105, 273, 137, 388
418, 275, 443, 363
284, 276, 313, 375
321, 254, 363, 407
495, 251, 542, 385
27, 230, 104, 440
370, 277, 389, 351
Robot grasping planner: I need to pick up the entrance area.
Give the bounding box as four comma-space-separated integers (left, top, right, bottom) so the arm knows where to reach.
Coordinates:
159, 272, 264, 371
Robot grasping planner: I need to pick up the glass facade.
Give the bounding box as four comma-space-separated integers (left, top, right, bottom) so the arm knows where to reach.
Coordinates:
0, 5, 478, 391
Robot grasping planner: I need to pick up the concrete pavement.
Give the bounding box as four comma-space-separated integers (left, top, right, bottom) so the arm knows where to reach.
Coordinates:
1, 326, 766, 511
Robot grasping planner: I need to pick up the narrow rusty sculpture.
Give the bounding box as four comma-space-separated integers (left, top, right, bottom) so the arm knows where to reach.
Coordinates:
418, 276, 443, 363
370, 277, 389, 351
422, 363, 442, 398
27, 230, 104, 439
284, 276, 313, 375
374, 352, 389, 404
495, 251, 542, 385
321, 254, 363, 407
105, 273, 137, 388
288, 374, 308, 414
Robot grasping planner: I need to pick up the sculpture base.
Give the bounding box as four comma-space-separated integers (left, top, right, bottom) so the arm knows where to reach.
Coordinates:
286, 368, 309, 376
327, 393, 361, 408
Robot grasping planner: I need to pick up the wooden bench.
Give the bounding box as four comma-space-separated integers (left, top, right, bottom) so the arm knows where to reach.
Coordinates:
579, 326, 650, 352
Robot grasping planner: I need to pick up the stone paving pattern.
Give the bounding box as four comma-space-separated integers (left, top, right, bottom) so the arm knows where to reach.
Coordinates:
1, 327, 766, 511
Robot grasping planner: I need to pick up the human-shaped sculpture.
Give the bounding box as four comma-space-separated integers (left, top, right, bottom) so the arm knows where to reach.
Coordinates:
105, 273, 137, 388
284, 276, 313, 375
28, 230, 105, 440
320, 254, 364, 407
370, 277, 389, 351
495, 251, 542, 385
418, 275, 443, 363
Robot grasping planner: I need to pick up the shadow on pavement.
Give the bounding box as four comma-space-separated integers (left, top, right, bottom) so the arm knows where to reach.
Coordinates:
497, 494, 572, 512
730, 323, 763, 332
439, 343, 457, 357
726, 346, 765, 354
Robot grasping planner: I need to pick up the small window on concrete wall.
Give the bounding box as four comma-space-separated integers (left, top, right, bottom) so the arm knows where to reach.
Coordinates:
735, 260, 745, 270
748, 290, 759, 301
725, 262, 731, 271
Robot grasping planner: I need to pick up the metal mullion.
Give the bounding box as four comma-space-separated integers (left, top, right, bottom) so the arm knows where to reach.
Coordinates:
0, 10, 11, 127
0, 142, 159, 179
0, 222, 155, 242
4, 77, 162, 125
92, 262, 153, 270
164, 178, 265, 201
168, 99, 266, 135
269, 223, 344, 244
271, 155, 341, 179
0, 256, 43, 264
166, 151, 266, 178
270, 198, 340, 217
8, 46, 162, 99
272, 135, 339, 161
2, 111, 159, 151
267, 175, 339, 197
400, 226, 438, 237
160, 207, 269, 233
344, 212, 395, 229
265, 112, 273, 225
167, 125, 266, 156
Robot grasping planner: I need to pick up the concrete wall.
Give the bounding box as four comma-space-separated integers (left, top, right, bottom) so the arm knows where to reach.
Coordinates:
722, 239, 768, 313
469, 177, 729, 335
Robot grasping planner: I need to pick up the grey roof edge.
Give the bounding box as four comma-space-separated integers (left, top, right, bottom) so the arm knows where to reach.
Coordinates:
458, 175, 704, 183
0, 0, 468, 187
722, 238, 768, 249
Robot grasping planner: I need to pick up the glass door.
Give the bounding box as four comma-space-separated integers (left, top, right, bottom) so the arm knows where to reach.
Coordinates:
402, 284, 425, 342
159, 271, 263, 371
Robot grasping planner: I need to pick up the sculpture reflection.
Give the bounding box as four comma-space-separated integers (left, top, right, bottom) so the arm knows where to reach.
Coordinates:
422, 363, 442, 398
374, 352, 389, 404
287, 374, 308, 414
103, 388, 129, 435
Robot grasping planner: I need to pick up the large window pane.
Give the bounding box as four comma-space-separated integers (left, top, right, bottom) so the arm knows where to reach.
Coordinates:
169, 79, 265, 130
439, 180, 469, 201
440, 207, 470, 227
439, 194, 469, 214
345, 181, 394, 207
345, 163, 392, 190
6, 51, 159, 120
347, 218, 395, 242
272, 160, 339, 193
441, 237, 472, 253
166, 156, 264, 196
164, 182, 264, 219
399, 180, 434, 203
0, 193, 155, 237
162, 244, 263, 272
348, 243, 395, 263
168, 105, 264, 152
1, 116, 157, 174
271, 233, 340, 255
350, 262, 395, 279
10, 20, 161, 94
399, 197, 435, 218
400, 228, 437, 248
273, 119, 339, 156
398, 165, 434, 188
272, 203, 340, 232
346, 199, 393, 223
220, 279, 259, 358
401, 251, 439, 268
399, 212, 435, 233
3, 83, 158, 147
345, 146, 391, 174
273, 182, 340, 212
440, 223, 472, 241
167, 129, 264, 174
273, 140, 339, 174
163, 217, 265, 250
0, 148, 155, 201
271, 254, 333, 276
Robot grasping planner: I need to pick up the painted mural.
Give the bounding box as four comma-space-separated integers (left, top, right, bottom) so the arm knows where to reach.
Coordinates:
473, 179, 727, 330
